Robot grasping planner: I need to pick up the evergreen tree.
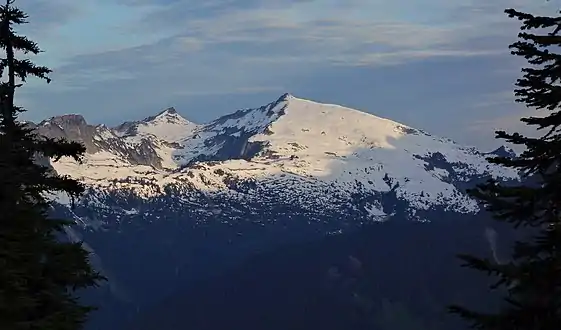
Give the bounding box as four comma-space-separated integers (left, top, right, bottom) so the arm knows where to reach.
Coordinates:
448, 7, 561, 330
0, 1, 105, 329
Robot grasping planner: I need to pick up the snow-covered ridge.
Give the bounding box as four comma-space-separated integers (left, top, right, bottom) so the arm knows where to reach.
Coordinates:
115, 107, 199, 142
41, 93, 520, 219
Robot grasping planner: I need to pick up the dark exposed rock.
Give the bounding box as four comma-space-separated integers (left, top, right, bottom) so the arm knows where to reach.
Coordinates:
35, 114, 165, 169
37, 114, 102, 152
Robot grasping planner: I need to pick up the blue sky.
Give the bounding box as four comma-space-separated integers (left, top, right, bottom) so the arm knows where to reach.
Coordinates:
14, 0, 557, 149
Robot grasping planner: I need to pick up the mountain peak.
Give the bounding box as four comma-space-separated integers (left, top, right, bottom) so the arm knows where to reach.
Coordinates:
265, 93, 296, 107
488, 145, 516, 158
42, 114, 88, 127
141, 107, 184, 123
278, 92, 292, 101
158, 107, 178, 116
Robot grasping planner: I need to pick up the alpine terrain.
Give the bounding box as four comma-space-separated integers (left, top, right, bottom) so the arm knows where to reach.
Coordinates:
33, 93, 519, 329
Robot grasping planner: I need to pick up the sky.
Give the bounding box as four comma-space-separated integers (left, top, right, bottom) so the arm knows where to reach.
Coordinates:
13, 0, 560, 150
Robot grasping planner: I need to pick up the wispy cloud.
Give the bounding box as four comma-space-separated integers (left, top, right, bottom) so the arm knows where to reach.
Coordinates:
18, 0, 82, 31
25, 0, 520, 91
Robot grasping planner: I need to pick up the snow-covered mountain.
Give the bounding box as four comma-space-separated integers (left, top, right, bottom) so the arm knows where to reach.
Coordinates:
42, 93, 517, 221
37, 93, 519, 329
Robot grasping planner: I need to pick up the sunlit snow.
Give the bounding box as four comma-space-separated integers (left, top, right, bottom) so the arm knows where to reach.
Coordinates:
49, 94, 519, 218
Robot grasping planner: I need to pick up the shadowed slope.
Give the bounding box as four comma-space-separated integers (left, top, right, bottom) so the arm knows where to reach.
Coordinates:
125, 216, 516, 330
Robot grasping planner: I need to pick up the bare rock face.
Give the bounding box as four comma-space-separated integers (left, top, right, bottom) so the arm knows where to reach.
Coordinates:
34, 115, 92, 150
34, 114, 166, 169
37, 114, 101, 152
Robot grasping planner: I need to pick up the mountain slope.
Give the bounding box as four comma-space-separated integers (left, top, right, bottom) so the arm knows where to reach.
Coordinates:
125, 218, 515, 330
37, 94, 520, 330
